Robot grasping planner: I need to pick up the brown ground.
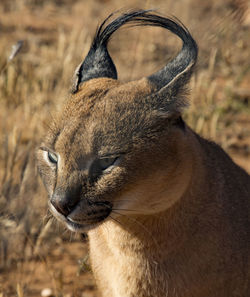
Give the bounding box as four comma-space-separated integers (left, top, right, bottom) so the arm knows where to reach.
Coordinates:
0, 0, 249, 296
1, 240, 98, 297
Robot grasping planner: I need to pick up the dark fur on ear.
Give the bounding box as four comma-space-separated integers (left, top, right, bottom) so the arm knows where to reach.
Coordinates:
72, 10, 153, 93
72, 10, 198, 103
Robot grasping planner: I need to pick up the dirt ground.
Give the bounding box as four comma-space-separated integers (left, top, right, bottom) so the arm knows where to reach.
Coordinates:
0, 0, 249, 296
1, 240, 98, 297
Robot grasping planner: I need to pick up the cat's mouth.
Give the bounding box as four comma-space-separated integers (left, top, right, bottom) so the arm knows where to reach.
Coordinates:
48, 201, 112, 232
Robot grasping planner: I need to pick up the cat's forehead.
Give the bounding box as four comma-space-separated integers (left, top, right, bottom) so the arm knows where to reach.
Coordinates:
64, 77, 154, 119
50, 77, 155, 157
63, 78, 120, 118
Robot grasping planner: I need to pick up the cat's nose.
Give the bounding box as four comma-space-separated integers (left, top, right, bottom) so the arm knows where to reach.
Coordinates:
51, 187, 81, 217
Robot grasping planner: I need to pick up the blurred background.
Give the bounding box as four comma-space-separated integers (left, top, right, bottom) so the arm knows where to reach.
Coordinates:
0, 0, 249, 296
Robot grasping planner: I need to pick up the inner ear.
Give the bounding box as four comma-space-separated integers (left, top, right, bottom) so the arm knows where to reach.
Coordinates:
153, 110, 186, 130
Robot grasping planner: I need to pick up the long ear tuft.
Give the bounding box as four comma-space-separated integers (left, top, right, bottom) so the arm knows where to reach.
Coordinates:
72, 10, 198, 102
72, 10, 154, 93
123, 12, 198, 97
143, 14, 198, 96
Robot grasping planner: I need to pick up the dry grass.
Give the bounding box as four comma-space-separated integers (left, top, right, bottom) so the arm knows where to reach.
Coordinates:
0, 0, 250, 296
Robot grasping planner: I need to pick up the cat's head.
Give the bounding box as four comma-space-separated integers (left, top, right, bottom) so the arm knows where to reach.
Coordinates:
37, 10, 197, 232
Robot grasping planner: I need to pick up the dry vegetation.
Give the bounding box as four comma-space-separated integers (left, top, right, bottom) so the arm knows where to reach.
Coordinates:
0, 0, 249, 296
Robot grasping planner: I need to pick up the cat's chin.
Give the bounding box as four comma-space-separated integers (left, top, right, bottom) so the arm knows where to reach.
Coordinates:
65, 218, 99, 233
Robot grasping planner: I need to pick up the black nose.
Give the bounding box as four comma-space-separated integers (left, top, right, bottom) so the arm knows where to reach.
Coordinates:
51, 186, 81, 217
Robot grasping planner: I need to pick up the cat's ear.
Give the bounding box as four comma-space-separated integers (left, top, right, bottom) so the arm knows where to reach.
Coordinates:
72, 11, 155, 93
72, 10, 198, 118
136, 14, 197, 117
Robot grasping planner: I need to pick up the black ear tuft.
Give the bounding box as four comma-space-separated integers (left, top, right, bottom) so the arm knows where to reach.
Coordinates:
72, 10, 198, 100
72, 44, 117, 93
72, 10, 153, 93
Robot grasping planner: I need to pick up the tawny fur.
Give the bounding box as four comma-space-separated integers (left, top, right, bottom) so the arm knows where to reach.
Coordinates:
37, 11, 250, 297
89, 126, 250, 297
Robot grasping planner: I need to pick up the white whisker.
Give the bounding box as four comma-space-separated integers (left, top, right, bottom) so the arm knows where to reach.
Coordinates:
111, 210, 161, 251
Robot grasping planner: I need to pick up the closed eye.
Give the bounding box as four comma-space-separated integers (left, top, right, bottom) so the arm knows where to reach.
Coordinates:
89, 156, 118, 180
98, 157, 118, 171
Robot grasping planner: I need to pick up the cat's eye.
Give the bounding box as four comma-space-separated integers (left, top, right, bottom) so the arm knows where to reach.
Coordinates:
98, 157, 117, 171
89, 156, 118, 180
48, 151, 58, 164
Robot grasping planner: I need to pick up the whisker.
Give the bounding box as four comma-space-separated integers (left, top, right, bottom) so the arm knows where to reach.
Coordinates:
113, 198, 141, 204
91, 200, 139, 213
109, 215, 125, 229
111, 210, 161, 250
112, 208, 139, 212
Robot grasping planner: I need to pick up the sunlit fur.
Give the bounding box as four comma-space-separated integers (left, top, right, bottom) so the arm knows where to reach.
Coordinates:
37, 10, 250, 297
